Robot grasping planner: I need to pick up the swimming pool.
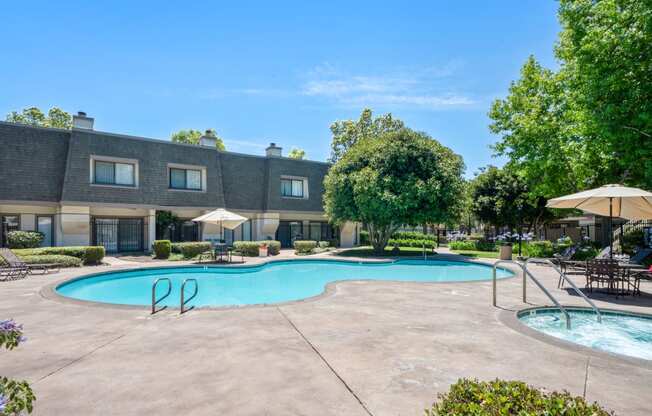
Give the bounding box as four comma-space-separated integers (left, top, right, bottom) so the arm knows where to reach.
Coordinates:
518, 308, 652, 361
56, 259, 512, 307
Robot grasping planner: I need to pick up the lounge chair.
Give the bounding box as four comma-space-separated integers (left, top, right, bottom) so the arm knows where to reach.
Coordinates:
0, 248, 59, 279
629, 248, 652, 265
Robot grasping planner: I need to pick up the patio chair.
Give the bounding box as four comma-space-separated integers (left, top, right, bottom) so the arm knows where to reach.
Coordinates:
586, 259, 627, 295
631, 265, 652, 296
0, 248, 30, 281
629, 248, 652, 265
0, 247, 63, 278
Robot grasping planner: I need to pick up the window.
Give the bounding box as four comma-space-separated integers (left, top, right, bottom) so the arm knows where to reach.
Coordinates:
169, 168, 202, 190
93, 160, 135, 186
281, 178, 304, 198
1, 215, 20, 247
240, 220, 252, 241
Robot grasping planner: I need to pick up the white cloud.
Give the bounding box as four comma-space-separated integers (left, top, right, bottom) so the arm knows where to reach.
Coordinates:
300, 62, 475, 110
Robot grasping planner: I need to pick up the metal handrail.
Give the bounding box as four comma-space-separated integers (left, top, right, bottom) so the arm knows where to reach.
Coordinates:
493, 260, 571, 329
180, 278, 198, 314
151, 277, 172, 315
525, 258, 602, 323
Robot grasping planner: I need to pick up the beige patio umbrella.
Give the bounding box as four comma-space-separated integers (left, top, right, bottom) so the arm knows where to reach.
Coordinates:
192, 208, 247, 241
546, 184, 652, 256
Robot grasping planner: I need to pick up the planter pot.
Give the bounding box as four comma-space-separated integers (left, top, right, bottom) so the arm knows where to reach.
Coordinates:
259, 247, 268, 257
499, 244, 513, 260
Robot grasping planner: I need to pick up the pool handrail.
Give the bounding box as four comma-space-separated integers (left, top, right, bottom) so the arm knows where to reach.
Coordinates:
151, 277, 172, 315
180, 278, 198, 314
493, 260, 571, 329
524, 258, 602, 323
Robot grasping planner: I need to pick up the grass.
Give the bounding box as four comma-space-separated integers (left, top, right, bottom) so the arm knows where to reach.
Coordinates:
336, 246, 435, 258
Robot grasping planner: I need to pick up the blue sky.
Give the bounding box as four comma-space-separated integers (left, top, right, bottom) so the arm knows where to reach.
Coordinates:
1, 1, 559, 177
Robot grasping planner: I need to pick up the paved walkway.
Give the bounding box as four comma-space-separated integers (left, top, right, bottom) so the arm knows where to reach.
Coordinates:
1, 251, 651, 415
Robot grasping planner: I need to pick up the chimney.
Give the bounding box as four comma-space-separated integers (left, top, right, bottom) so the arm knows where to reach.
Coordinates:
265, 142, 282, 157
72, 111, 94, 130
199, 129, 218, 148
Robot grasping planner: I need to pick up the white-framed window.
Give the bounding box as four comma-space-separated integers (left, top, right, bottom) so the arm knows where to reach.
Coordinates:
281, 177, 308, 198
167, 164, 207, 192
91, 156, 138, 187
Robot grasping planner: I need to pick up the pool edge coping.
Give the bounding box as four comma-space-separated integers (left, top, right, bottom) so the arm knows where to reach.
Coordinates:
40, 256, 518, 312
499, 305, 652, 369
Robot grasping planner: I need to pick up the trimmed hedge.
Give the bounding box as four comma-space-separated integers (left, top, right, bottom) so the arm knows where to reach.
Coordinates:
391, 231, 436, 241
425, 378, 611, 415
294, 240, 317, 254
522, 240, 554, 258
153, 240, 171, 259
448, 240, 497, 252
318, 241, 330, 249
19, 255, 82, 268
232, 241, 281, 256
171, 242, 212, 259
12, 246, 105, 265
7, 231, 43, 249
388, 238, 436, 249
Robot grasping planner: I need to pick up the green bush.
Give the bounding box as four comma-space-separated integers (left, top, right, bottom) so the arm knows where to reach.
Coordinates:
12, 246, 104, 265
621, 229, 645, 254
387, 238, 436, 248
522, 240, 554, 258
153, 240, 171, 259
83, 246, 105, 265
19, 254, 82, 267
233, 241, 260, 256
327, 238, 339, 248
448, 240, 477, 251
360, 230, 370, 245
7, 231, 43, 249
391, 231, 436, 241
294, 240, 318, 254
476, 241, 497, 251
171, 242, 212, 259
573, 246, 599, 261
264, 240, 281, 255
318, 241, 330, 249
425, 378, 611, 416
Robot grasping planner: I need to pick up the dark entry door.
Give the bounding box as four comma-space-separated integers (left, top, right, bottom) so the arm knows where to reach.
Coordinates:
276, 221, 303, 248
93, 218, 143, 253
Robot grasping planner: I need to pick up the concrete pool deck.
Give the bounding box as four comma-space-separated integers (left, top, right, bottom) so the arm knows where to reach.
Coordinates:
1, 250, 651, 415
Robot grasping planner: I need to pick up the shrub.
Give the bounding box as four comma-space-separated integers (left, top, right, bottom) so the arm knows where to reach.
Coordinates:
265, 240, 281, 255
391, 231, 436, 241
522, 240, 554, 258
425, 378, 611, 416
448, 240, 477, 251
294, 240, 318, 254
83, 246, 105, 265
327, 238, 339, 248
12, 246, 104, 265
233, 241, 260, 257
153, 240, 171, 259
621, 229, 645, 255
387, 238, 436, 248
573, 246, 599, 261
19, 255, 82, 267
360, 230, 370, 245
318, 241, 329, 249
171, 242, 212, 259
475, 241, 497, 251
6, 231, 43, 249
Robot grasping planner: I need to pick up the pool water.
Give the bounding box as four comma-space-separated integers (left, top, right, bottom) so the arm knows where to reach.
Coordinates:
519, 308, 652, 361
56, 259, 512, 307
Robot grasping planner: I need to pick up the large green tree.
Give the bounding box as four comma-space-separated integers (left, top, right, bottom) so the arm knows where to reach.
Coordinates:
287, 147, 306, 159
6, 106, 72, 129
171, 128, 225, 150
329, 108, 405, 163
324, 128, 464, 253
471, 166, 551, 232
490, 0, 652, 195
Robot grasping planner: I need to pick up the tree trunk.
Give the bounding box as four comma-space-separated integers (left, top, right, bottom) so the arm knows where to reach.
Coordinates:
367, 223, 396, 255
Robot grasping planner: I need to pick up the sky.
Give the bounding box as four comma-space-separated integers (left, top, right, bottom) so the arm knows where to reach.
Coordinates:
0, 1, 560, 177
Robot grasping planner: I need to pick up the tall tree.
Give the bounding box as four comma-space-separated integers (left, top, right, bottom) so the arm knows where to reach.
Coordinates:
287, 148, 306, 159
170, 128, 225, 150
324, 128, 464, 253
329, 108, 404, 163
6, 106, 72, 129
491, 0, 652, 194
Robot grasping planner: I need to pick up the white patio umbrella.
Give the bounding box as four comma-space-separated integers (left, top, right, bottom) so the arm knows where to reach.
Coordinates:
546, 184, 652, 256
192, 208, 247, 241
